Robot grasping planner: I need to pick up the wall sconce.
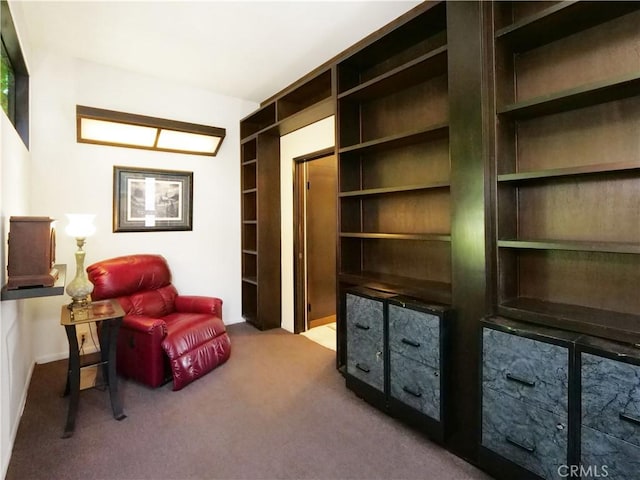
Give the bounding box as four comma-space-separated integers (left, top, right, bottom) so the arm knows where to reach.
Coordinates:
65, 214, 96, 308
76, 105, 226, 156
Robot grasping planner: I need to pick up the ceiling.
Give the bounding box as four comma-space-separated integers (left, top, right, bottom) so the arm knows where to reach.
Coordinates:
13, 0, 422, 103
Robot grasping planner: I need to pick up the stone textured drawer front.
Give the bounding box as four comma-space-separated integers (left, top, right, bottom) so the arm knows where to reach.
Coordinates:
388, 304, 440, 369
346, 293, 383, 350
346, 348, 384, 391
483, 328, 568, 416
582, 425, 640, 480
390, 351, 440, 420
346, 293, 384, 391
482, 387, 568, 480
581, 353, 640, 447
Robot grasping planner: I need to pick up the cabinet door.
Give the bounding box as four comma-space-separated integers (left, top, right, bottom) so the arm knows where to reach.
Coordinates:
346, 293, 384, 391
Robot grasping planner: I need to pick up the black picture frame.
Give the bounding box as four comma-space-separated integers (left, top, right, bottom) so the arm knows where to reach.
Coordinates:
113, 166, 193, 232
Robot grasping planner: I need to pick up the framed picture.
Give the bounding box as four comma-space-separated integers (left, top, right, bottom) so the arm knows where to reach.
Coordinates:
113, 166, 193, 232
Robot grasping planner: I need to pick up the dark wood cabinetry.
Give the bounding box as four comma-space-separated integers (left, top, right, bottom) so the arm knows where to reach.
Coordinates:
493, 1, 640, 345
240, 127, 280, 330
337, 1, 451, 305
240, 0, 640, 477
344, 287, 450, 441
239, 70, 333, 330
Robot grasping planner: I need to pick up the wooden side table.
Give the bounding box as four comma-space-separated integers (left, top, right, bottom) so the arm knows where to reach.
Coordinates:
60, 299, 127, 438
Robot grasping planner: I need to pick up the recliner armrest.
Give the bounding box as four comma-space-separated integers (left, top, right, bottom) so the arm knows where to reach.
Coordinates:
122, 314, 168, 336
175, 295, 223, 319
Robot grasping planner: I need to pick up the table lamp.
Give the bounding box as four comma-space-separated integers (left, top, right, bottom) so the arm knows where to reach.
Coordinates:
65, 214, 96, 308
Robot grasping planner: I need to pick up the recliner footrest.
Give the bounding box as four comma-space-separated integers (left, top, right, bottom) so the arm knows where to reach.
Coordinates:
161, 316, 231, 390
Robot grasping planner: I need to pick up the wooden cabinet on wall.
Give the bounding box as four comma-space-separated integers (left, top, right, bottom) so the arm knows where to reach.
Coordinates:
240, 70, 333, 330
493, 1, 640, 344
240, 113, 281, 330
336, 1, 450, 307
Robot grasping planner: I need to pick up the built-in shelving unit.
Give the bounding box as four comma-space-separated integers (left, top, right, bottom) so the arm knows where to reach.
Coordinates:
240, 1, 640, 476
336, 1, 451, 306
239, 68, 334, 330
494, 1, 640, 345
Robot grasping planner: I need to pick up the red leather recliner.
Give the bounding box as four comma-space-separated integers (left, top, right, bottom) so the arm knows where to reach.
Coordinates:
87, 254, 231, 390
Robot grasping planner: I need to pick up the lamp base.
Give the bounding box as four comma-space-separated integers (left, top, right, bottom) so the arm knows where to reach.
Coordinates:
67, 296, 91, 310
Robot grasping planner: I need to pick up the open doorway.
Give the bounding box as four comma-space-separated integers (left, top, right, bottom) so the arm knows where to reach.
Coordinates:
293, 148, 337, 348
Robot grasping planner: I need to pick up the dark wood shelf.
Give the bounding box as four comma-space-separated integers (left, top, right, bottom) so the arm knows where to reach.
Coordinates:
277, 97, 334, 137
242, 188, 257, 195
498, 297, 640, 346
277, 69, 332, 120
495, 1, 640, 53
338, 45, 447, 102
242, 249, 257, 256
498, 161, 640, 183
242, 276, 257, 286
339, 272, 451, 305
242, 159, 257, 166
242, 220, 257, 225
339, 123, 448, 154
341, 232, 450, 242
339, 270, 451, 306
498, 72, 640, 120
1, 264, 66, 301
240, 102, 276, 138
339, 181, 450, 198
498, 239, 640, 255
337, 2, 446, 89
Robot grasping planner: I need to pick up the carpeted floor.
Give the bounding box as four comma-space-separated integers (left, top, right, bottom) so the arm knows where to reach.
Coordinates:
7, 322, 492, 480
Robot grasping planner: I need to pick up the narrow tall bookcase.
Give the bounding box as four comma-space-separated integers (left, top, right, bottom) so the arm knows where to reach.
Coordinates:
336, 1, 450, 306
241, 104, 281, 330
493, 1, 640, 344
240, 69, 333, 330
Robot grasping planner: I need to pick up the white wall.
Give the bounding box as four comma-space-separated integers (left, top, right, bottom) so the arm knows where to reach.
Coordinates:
0, 113, 34, 479
26, 50, 256, 362
279, 117, 335, 332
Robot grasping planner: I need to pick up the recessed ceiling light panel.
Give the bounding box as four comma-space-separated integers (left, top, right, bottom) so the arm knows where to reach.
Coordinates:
76, 105, 226, 156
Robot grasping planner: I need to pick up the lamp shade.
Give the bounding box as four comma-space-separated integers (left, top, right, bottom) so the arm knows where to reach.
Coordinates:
64, 214, 96, 238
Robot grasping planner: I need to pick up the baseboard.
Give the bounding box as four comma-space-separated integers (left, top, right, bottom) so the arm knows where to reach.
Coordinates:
36, 344, 99, 365
2, 359, 35, 479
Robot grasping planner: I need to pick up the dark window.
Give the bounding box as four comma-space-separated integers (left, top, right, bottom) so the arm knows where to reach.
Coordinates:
1, 0, 29, 147
1, 37, 16, 120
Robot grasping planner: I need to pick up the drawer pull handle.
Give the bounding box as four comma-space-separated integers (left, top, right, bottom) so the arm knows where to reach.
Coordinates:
506, 373, 535, 387
355, 323, 370, 331
401, 338, 421, 348
505, 436, 536, 454
356, 363, 370, 373
402, 386, 422, 398
619, 412, 640, 427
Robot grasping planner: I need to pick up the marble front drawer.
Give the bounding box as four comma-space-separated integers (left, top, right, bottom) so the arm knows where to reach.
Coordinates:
388, 304, 440, 369
346, 293, 383, 351
483, 328, 568, 416
482, 386, 568, 480
346, 347, 384, 391
582, 425, 640, 480
581, 353, 640, 447
346, 293, 384, 391
390, 351, 440, 421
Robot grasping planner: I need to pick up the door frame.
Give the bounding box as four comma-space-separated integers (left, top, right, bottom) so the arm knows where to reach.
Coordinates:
293, 146, 336, 334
